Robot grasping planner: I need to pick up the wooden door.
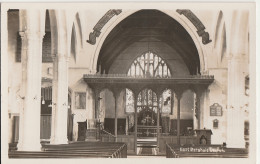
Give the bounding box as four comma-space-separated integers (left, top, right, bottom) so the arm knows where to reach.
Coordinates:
40, 115, 51, 139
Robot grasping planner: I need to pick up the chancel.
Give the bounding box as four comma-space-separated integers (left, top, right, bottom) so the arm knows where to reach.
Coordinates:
3, 3, 254, 159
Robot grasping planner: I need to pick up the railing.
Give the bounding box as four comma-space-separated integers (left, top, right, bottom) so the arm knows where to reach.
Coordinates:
100, 129, 116, 142
84, 74, 214, 79
166, 143, 178, 158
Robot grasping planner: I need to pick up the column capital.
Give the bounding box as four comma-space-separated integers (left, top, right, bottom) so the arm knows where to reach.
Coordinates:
175, 90, 183, 100
193, 85, 207, 97
111, 87, 122, 100
227, 53, 248, 62
52, 54, 70, 62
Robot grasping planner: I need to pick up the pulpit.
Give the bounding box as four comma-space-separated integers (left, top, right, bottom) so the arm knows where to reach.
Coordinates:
77, 121, 87, 141
195, 129, 212, 145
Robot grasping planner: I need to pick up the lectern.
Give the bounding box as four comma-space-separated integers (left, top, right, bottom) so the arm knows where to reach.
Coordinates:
195, 129, 212, 145
77, 121, 87, 141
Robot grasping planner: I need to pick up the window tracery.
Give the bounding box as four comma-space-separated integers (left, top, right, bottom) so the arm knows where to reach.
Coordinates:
126, 52, 173, 114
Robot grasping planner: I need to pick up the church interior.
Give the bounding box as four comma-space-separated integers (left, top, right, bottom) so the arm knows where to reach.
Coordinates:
2, 3, 255, 159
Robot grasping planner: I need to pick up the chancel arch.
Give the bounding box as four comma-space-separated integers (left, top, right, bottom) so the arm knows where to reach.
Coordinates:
92, 9, 208, 74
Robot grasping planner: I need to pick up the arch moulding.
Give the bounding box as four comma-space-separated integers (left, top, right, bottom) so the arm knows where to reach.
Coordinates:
90, 9, 209, 75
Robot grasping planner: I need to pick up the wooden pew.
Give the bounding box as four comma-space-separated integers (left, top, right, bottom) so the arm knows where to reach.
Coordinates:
9, 151, 113, 158
42, 142, 127, 157
9, 142, 127, 158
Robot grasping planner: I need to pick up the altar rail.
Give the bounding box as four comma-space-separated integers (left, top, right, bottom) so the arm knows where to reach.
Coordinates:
100, 129, 116, 142
166, 144, 248, 158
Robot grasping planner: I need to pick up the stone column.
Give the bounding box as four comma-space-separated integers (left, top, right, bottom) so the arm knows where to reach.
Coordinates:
226, 57, 246, 148
226, 11, 249, 148
17, 9, 45, 151
50, 56, 57, 143
50, 9, 72, 144
50, 55, 69, 144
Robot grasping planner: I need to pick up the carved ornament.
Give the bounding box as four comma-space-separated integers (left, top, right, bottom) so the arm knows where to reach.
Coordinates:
87, 9, 122, 45
176, 9, 212, 45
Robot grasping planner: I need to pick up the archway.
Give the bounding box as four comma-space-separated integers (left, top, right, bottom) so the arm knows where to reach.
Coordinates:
85, 9, 214, 155
40, 84, 73, 141
92, 9, 207, 74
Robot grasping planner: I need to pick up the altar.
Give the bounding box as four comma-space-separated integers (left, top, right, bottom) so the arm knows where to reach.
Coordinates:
137, 125, 162, 137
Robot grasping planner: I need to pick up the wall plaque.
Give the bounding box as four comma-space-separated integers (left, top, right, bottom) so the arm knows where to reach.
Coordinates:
210, 103, 223, 116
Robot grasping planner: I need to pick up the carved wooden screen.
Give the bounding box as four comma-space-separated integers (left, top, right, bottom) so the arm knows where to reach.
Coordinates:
126, 51, 173, 114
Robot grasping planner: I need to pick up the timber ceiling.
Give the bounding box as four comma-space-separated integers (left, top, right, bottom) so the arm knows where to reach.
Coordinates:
98, 10, 200, 75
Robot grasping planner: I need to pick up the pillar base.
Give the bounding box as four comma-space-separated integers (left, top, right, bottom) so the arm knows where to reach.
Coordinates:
226, 109, 245, 149
226, 140, 245, 148
50, 136, 68, 144
17, 141, 42, 151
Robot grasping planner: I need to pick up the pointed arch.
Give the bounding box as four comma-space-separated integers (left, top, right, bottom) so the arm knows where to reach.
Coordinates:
213, 10, 227, 64
70, 24, 77, 62
48, 10, 58, 56
127, 51, 171, 78
214, 11, 223, 48
91, 9, 207, 74
220, 23, 227, 61
75, 13, 83, 47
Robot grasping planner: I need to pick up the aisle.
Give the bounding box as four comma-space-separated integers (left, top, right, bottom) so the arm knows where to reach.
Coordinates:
137, 137, 158, 156
138, 146, 157, 156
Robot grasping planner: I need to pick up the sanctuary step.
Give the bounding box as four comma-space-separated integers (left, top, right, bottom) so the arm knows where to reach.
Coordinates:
137, 138, 157, 147
85, 129, 99, 141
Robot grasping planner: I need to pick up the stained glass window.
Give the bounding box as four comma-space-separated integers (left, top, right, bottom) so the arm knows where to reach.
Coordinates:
127, 51, 171, 78
137, 89, 158, 113
126, 89, 134, 113
125, 51, 173, 114
161, 89, 172, 114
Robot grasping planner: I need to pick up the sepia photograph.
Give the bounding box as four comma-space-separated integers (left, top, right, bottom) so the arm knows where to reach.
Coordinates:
1, 1, 257, 164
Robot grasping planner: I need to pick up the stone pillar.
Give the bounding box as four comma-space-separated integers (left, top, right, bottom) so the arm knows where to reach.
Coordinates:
50, 56, 58, 143
17, 9, 45, 151
226, 11, 249, 148
226, 58, 246, 148
50, 9, 72, 144
50, 55, 69, 144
